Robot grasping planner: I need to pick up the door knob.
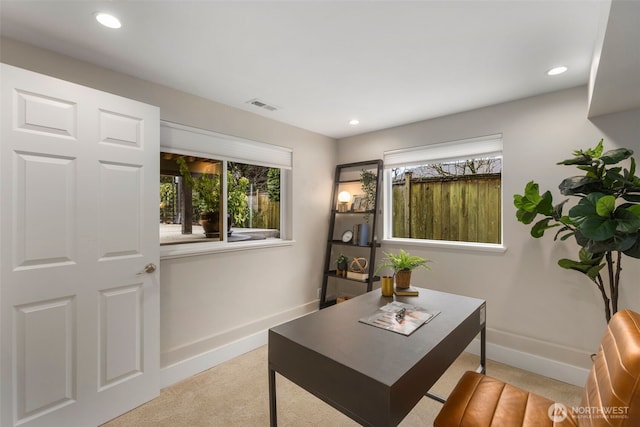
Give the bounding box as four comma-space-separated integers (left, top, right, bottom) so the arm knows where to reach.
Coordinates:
138, 263, 157, 275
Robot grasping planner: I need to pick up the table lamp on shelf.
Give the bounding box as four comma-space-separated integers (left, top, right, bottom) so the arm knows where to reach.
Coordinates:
337, 191, 351, 212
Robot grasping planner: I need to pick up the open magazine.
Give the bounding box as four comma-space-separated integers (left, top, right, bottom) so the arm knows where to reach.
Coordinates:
359, 301, 439, 336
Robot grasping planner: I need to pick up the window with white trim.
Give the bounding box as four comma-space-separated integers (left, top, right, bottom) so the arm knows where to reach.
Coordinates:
159, 121, 291, 250
383, 135, 503, 245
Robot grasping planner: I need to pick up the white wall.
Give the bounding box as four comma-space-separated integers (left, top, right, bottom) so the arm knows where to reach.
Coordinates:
1, 37, 336, 381
4, 35, 640, 388
337, 86, 640, 380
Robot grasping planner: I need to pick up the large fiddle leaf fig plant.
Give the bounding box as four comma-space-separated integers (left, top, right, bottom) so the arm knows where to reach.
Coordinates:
514, 140, 640, 323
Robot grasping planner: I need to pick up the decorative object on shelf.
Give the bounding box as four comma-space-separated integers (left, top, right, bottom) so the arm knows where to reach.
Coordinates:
352, 194, 367, 212
360, 169, 377, 222
347, 257, 369, 281
374, 249, 432, 289
359, 224, 369, 246
350, 168, 376, 248
353, 223, 369, 246
341, 229, 354, 243
349, 257, 367, 272
336, 254, 349, 277
381, 276, 394, 297
337, 191, 351, 212
514, 140, 640, 323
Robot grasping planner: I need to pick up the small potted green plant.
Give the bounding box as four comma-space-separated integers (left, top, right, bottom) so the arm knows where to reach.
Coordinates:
336, 254, 349, 277
374, 249, 431, 288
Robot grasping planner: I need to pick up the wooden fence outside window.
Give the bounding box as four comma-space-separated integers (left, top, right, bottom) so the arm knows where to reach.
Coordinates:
391, 173, 501, 243
247, 193, 280, 230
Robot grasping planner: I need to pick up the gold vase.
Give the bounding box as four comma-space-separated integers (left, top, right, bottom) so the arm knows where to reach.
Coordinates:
381, 276, 394, 296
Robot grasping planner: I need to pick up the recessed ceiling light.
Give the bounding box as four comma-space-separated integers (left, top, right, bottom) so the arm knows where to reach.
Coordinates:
547, 66, 568, 76
95, 12, 122, 29
349, 119, 360, 126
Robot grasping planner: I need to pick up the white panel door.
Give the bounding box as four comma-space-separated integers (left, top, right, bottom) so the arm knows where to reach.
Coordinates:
0, 64, 160, 427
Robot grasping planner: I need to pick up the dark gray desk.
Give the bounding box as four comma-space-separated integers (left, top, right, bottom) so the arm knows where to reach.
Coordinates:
268, 289, 486, 426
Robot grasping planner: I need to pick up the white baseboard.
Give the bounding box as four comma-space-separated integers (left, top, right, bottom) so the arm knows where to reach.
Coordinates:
160, 300, 318, 389
160, 329, 268, 388
465, 338, 590, 387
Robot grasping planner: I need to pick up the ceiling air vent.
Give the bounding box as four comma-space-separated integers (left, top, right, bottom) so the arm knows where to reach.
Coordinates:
246, 98, 280, 112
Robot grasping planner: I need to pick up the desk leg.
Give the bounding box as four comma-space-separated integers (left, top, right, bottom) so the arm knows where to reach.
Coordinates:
428, 324, 487, 403
425, 391, 446, 403
269, 367, 277, 427
476, 323, 486, 375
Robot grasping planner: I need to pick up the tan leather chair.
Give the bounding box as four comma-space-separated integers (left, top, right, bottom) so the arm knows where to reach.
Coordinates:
434, 309, 640, 427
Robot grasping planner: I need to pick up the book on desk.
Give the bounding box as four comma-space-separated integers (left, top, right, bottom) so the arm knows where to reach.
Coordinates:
393, 286, 420, 296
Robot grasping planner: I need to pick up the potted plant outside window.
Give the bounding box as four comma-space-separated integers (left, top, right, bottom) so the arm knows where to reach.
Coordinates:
176, 156, 222, 236
177, 157, 252, 237
374, 249, 431, 289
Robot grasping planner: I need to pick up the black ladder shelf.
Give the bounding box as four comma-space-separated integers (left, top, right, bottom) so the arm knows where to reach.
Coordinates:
319, 160, 383, 309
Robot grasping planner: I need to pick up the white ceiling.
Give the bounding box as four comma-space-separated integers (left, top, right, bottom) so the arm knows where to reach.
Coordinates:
0, 1, 614, 139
